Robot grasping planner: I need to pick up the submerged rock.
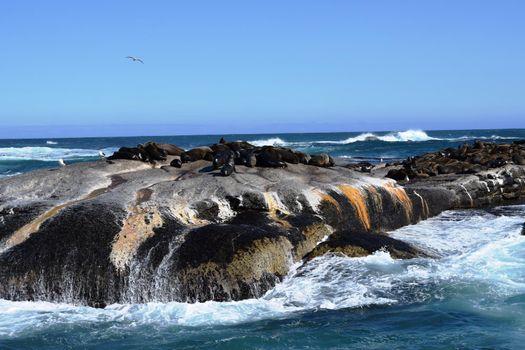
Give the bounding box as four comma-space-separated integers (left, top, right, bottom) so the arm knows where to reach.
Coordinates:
307, 231, 424, 260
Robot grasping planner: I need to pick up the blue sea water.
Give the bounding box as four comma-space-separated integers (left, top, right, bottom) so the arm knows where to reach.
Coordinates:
1, 128, 524, 177
1, 129, 525, 349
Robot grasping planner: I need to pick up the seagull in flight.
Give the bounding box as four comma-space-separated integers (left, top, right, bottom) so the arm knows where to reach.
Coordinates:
126, 56, 144, 64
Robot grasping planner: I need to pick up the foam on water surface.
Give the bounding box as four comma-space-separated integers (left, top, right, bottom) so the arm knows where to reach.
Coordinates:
1, 205, 524, 337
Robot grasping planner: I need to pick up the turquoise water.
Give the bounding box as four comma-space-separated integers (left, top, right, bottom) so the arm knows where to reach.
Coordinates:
1, 206, 524, 349
1, 128, 524, 177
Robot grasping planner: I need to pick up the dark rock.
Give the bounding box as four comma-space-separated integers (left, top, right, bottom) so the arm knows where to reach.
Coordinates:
307, 231, 424, 260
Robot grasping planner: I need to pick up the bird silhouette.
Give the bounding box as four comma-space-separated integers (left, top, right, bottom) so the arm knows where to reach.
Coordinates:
126, 56, 144, 64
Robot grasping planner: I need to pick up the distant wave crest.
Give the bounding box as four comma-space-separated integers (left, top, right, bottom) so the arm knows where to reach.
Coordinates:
250, 137, 288, 147
46, 140, 58, 145
251, 130, 518, 147
0, 146, 117, 162
339, 129, 440, 144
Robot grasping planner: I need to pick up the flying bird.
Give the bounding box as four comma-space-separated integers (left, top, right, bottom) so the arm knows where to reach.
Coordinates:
58, 159, 66, 167
126, 56, 144, 64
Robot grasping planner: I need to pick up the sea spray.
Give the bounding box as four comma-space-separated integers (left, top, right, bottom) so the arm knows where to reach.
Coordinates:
1, 205, 524, 337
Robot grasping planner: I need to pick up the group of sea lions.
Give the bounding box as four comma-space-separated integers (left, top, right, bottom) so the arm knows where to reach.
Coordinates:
386, 140, 525, 181
108, 137, 335, 176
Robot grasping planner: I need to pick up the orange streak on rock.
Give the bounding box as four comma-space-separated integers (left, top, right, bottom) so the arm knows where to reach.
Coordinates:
319, 192, 342, 214
263, 192, 291, 228
337, 185, 371, 231
384, 183, 413, 222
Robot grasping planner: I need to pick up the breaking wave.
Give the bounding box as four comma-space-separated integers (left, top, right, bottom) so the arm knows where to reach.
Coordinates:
249, 130, 520, 147
0, 147, 117, 162
250, 137, 288, 147
1, 205, 524, 336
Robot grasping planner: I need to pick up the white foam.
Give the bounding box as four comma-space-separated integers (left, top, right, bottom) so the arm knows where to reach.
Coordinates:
0, 146, 117, 162
250, 137, 288, 147
45, 140, 58, 145
0, 206, 524, 334
312, 130, 440, 144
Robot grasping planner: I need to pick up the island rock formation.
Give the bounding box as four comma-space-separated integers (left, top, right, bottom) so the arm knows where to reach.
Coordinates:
0, 140, 524, 307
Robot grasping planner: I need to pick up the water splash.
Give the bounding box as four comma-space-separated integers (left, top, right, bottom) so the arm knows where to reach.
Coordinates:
1, 206, 524, 336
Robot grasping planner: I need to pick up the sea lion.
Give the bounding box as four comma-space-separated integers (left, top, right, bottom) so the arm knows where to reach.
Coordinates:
386, 168, 410, 181
235, 149, 257, 167
170, 156, 182, 168
213, 150, 235, 170
308, 153, 334, 167
224, 141, 255, 152
210, 143, 231, 153
276, 147, 300, 164
220, 153, 236, 176
294, 151, 311, 164
157, 143, 185, 156
181, 146, 214, 162
141, 142, 167, 161
256, 146, 287, 168
107, 147, 149, 162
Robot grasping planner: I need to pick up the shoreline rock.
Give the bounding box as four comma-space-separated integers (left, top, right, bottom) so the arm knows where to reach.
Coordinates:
0, 140, 524, 306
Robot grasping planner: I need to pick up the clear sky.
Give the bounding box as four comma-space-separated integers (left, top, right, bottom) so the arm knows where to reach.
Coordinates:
0, 0, 524, 138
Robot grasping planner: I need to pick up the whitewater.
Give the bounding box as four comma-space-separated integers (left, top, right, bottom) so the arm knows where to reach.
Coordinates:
1, 205, 524, 349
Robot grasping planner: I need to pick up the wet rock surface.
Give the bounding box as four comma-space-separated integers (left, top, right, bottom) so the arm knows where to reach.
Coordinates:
0, 140, 524, 306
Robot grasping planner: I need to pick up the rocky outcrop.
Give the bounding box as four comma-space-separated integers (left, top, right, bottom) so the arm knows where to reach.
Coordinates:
386, 140, 525, 180
0, 141, 524, 307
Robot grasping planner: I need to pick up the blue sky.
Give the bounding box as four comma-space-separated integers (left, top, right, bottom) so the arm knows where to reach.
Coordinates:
0, 0, 524, 137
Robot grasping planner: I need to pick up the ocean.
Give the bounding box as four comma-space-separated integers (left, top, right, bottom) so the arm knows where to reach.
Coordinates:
1, 128, 524, 177
1, 129, 525, 349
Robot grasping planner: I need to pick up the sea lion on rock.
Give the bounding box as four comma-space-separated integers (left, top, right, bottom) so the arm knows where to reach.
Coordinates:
220, 153, 236, 176
181, 147, 214, 163
276, 147, 300, 164
107, 147, 149, 162
170, 157, 182, 168
308, 153, 334, 167
235, 149, 257, 167
213, 150, 235, 170
225, 141, 255, 152
386, 168, 410, 181
141, 142, 167, 161
346, 162, 373, 173
210, 144, 231, 153
294, 151, 311, 164
256, 146, 287, 168
156, 143, 185, 156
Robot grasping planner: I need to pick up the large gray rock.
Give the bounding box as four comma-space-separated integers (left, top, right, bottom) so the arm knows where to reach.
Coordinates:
0, 155, 524, 307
